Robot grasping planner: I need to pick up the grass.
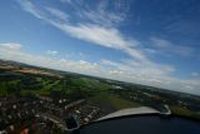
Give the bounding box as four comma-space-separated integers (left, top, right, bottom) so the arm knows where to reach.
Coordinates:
89, 92, 141, 111
170, 105, 200, 120
70, 78, 111, 91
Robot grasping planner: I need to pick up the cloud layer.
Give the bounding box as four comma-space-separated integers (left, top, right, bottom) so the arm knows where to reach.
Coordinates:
2, 0, 198, 95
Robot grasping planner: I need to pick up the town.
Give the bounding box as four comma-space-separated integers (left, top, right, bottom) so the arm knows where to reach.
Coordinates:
0, 94, 105, 133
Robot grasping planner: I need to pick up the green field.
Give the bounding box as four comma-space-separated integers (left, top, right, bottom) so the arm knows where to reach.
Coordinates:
170, 106, 200, 120
88, 93, 141, 112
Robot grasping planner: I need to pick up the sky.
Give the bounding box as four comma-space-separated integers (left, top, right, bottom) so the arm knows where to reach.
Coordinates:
0, 0, 200, 95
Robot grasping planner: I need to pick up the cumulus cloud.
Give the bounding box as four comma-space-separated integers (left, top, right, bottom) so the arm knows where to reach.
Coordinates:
0, 43, 22, 51
59, 0, 72, 3
191, 72, 199, 77
0, 43, 97, 74
46, 50, 58, 56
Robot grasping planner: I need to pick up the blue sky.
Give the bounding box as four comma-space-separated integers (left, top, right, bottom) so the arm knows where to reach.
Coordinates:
0, 0, 200, 95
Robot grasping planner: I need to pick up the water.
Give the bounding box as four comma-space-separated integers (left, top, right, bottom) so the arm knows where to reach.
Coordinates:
78, 115, 200, 134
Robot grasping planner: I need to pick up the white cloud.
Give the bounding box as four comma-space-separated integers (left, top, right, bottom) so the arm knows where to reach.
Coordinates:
58, 0, 128, 27
59, 0, 72, 3
109, 70, 124, 75
56, 24, 146, 61
0, 43, 97, 74
151, 37, 193, 57
101, 59, 119, 67
17, 0, 44, 19
191, 72, 199, 77
45, 7, 69, 22
99, 59, 200, 95
0, 43, 22, 51
17, 1, 147, 62
46, 50, 58, 56
82, 3, 126, 27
